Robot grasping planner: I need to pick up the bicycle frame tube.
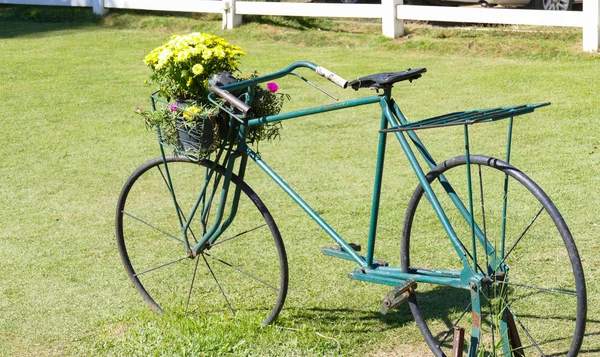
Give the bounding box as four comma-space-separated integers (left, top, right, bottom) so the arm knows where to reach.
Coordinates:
245, 142, 368, 268
365, 111, 387, 266
247, 96, 382, 127
175, 149, 238, 255
158, 135, 192, 253
205, 153, 249, 247
380, 93, 474, 274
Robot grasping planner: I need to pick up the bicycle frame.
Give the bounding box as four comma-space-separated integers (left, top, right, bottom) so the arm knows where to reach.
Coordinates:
159, 61, 507, 293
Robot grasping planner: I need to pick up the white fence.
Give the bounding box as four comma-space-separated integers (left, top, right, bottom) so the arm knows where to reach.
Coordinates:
1, 0, 598, 51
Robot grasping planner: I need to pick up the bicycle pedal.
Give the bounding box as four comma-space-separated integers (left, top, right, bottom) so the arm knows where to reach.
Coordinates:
381, 279, 417, 315
348, 243, 361, 252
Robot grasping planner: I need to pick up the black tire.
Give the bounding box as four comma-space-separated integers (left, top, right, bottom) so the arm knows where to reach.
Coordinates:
401, 155, 586, 356
529, 0, 573, 10
116, 156, 288, 325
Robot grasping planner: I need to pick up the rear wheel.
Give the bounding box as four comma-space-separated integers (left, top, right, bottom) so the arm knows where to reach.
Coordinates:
116, 156, 288, 325
401, 155, 586, 356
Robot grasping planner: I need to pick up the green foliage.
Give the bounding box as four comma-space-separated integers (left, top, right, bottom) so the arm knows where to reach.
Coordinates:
245, 83, 290, 145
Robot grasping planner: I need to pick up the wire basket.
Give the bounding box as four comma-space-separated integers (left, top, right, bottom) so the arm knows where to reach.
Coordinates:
150, 93, 225, 160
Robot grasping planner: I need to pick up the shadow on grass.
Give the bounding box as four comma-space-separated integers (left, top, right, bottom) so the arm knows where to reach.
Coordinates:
579, 322, 600, 355
0, 21, 97, 39
244, 15, 336, 32
277, 285, 462, 334
278, 284, 598, 355
0, 5, 100, 39
280, 305, 414, 331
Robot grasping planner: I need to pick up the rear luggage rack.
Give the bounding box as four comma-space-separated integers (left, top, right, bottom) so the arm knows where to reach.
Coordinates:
381, 102, 550, 133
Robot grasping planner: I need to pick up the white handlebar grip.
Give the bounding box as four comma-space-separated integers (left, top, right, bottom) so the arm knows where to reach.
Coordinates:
316, 66, 348, 89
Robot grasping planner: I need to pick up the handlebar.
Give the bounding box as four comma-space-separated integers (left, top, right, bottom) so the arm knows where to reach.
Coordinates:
315, 66, 348, 89
210, 61, 348, 112
210, 84, 252, 115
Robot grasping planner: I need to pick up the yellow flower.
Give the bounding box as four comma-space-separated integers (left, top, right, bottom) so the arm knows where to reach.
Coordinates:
156, 49, 173, 70
192, 64, 204, 76
201, 49, 213, 60
183, 106, 202, 119
177, 50, 189, 62
215, 47, 226, 59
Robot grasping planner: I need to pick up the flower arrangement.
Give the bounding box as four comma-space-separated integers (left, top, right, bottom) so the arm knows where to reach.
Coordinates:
138, 33, 288, 158
246, 80, 288, 145
143, 32, 245, 100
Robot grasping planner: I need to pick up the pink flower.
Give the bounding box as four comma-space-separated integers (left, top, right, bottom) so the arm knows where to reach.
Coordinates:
136, 107, 142, 113
169, 104, 178, 111
266, 82, 279, 93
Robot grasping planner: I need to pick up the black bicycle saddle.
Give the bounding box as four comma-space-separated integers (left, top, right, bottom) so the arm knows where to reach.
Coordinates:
348, 68, 426, 90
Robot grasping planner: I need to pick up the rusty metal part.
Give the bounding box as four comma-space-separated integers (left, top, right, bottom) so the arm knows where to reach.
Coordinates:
452, 326, 465, 357
380, 279, 417, 314
472, 310, 481, 329
506, 310, 525, 357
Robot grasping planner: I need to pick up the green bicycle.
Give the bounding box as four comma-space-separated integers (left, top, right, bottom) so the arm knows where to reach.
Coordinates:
116, 61, 587, 356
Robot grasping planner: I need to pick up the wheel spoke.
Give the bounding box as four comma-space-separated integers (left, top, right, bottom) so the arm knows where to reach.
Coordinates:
157, 164, 204, 245
185, 258, 201, 315
438, 299, 472, 348
205, 252, 279, 291
499, 295, 548, 356
498, 206, 545, 268
480, 287, 509, 353
496, 280, 577, 296
201, 252, 236, 317
122, 211, 184, 244
133, 256, 188, 277
210, 223, 268, 247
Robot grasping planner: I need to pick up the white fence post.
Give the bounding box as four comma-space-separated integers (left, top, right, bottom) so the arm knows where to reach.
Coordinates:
583, 0, 599, 52
382, 0, 404, 38
223, 0, 243, 30
92, 0, 108, 15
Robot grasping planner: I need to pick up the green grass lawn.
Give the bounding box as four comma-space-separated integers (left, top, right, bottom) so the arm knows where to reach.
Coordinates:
0, 6, 599, 356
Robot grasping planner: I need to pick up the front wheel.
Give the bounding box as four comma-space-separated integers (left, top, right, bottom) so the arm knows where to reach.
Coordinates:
116, 156, 288, 325
401, 155, 586, 356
